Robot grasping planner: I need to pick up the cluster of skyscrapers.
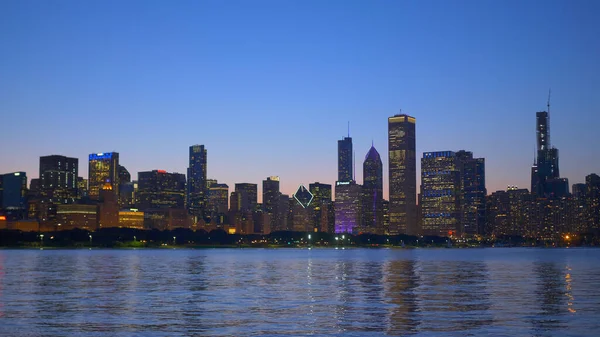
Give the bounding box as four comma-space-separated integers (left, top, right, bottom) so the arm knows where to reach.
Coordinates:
0, 108, 598, 240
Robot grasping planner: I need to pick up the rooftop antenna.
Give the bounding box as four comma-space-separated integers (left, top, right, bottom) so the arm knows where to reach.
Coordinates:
347, 121, 350, 138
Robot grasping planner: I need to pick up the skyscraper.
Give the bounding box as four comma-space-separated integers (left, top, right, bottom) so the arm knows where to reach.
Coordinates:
234, 183, 257, 212
338, 136, 353, 182
187, 145, 207, 217
455, 151, 486, 235
420, 151, 461, 237
531, 104, 565, 198
39, 155, 78, 204
334, 181, 361, 234
262, 176, 280, 214
310, 182, 333, 233
88, 152, 119, 200
1, 172, 27, 212
388, 114, 417, 235
362, 145, 383, 234
137, 170, 186, 210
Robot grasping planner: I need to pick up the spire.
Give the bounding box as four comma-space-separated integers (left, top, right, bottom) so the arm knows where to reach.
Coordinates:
347, 121, 350, 138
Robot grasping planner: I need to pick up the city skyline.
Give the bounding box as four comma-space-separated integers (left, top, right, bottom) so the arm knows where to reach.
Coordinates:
1, 1, 599, 200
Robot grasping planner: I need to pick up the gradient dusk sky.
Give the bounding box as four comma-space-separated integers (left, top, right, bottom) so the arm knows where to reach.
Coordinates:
1, 0, 599, 201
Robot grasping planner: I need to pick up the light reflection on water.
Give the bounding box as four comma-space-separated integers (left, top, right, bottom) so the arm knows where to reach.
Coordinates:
0, 248, 599, 336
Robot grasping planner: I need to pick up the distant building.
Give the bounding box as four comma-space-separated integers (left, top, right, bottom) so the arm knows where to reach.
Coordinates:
56, 204, 97, 231
309, 182, 333, 233
137, 170, 186, 210
292, 184, 313, 232
572, 183, 586, 199
486, 188, 532, 237
187, 144, 207, 217
88, 152, 119, 200
39, 155, 79, 204
587, 174, 600, 231
420, 152, 461, 237
233, 183, 257, 212
1, 172, 28, 217
98, 183, 119, 228
334, 181, 361, 234
119, 209, 144, 229
531, 108, 567, 198
362, 145, 384, 234
338, 136, 353, 182
388, 114, 417, 235
455, 151, 486, 235
263, 176, 284, 231
207, 182, 229, 224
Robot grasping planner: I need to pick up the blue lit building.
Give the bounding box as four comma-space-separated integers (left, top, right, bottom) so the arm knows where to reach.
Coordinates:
187, 145, 207, 217
88, 152, 119, 200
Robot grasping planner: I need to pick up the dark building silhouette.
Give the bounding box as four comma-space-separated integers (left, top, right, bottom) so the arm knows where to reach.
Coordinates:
388, 114, 417, 235
531, 107, 567, 198
572, 183, 586, 199
98, 182, 119, 228
137, 170, 186, 210
88, 152, 119, 200
455, 151, 486, 235
587, 174, 600, 231
262, 176, 280, 214
39, 155, 78, 204
208, 182, 229, 218
338, 136, 353, 182
362, 145, 383, 234
1, 172, 27, 215
232, 183, 257, 212
187, 144, 207, 217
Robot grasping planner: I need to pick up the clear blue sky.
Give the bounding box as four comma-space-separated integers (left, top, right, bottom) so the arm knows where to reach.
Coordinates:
1, 0, 599, 200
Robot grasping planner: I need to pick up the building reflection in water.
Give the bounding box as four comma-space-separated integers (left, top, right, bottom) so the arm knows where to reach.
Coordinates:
383, 259, 419, 335
413, 259, 493, 333
531, 261, 567, 335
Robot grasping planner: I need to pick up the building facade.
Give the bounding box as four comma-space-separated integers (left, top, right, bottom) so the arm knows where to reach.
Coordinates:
362, 145, 383, 234
187, 144, 207, 217
137, 170, 186, 210
39, 155, 79, 204
388, 114, 417, 235
88, 152, 119, 200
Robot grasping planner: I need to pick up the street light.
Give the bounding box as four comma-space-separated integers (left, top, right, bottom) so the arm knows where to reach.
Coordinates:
39, 234, 44, 246
89, 235, 92, 245
173, 236, 176, 245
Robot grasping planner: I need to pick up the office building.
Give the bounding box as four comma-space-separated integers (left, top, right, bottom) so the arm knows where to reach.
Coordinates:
1, 172, 28, 214
137, 170, 186, 210
233, 183, 257, 212
292, 184, 313, 232
56, 204, 98, 231
334, 181, 361, 234
420, 152, 461, 237
587, 174, 600, 231
98, 182, 119, 228
208, 182, 229, 224
338, 136, 353, 182
118, 209, 145, 229
388, 114, 417, 235
455, 151, 486, 235
39, 155, 78, 204
531, 106, 567, 198
572, 183, 586, 198
88, 152, 119, 200
187, 144, 207, 216
310, 182, 334, 233
362, 145, 383, 234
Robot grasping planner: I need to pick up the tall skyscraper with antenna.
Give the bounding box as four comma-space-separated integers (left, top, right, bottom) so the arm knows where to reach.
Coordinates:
531, 91, 568, 198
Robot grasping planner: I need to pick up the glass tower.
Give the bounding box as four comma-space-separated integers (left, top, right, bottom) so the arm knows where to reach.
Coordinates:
388, 114, 417, 235
187, 145, 207, 216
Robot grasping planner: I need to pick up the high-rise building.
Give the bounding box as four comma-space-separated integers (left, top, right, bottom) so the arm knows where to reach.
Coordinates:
208, 183, 229, 213
455, 151, 486, 235
39, 155, 79, 204
587, 174, 600, 231
334, 181, 361, 234
292, 184, 313, 232
420, 151, 461, 237
233, 183, 257, 212
572, 183, 586, 199
486, 187, 532, 237
98, 182, 119, 228
338, 136, 353, 182
263, 177, 280, 214
388, 114, 417, 235
531, 107, 566, 198
362, 145, 383, 234
187, 145, 207, 217
137, 170, 186, 210
309, 182, 334, 233
88, 152, 119, 200
1, 172, 27, 213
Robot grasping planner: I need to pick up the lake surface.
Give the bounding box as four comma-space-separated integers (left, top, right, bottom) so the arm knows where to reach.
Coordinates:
0, 248, 599, 336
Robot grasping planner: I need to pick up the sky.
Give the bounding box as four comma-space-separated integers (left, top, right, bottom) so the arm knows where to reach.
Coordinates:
1, 0, 599, 201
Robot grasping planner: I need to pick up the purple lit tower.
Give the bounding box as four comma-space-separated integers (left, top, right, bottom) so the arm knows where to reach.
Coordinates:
334, 130, 362, 234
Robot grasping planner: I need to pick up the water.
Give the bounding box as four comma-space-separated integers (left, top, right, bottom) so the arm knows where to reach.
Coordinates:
0, 248, 599, 336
